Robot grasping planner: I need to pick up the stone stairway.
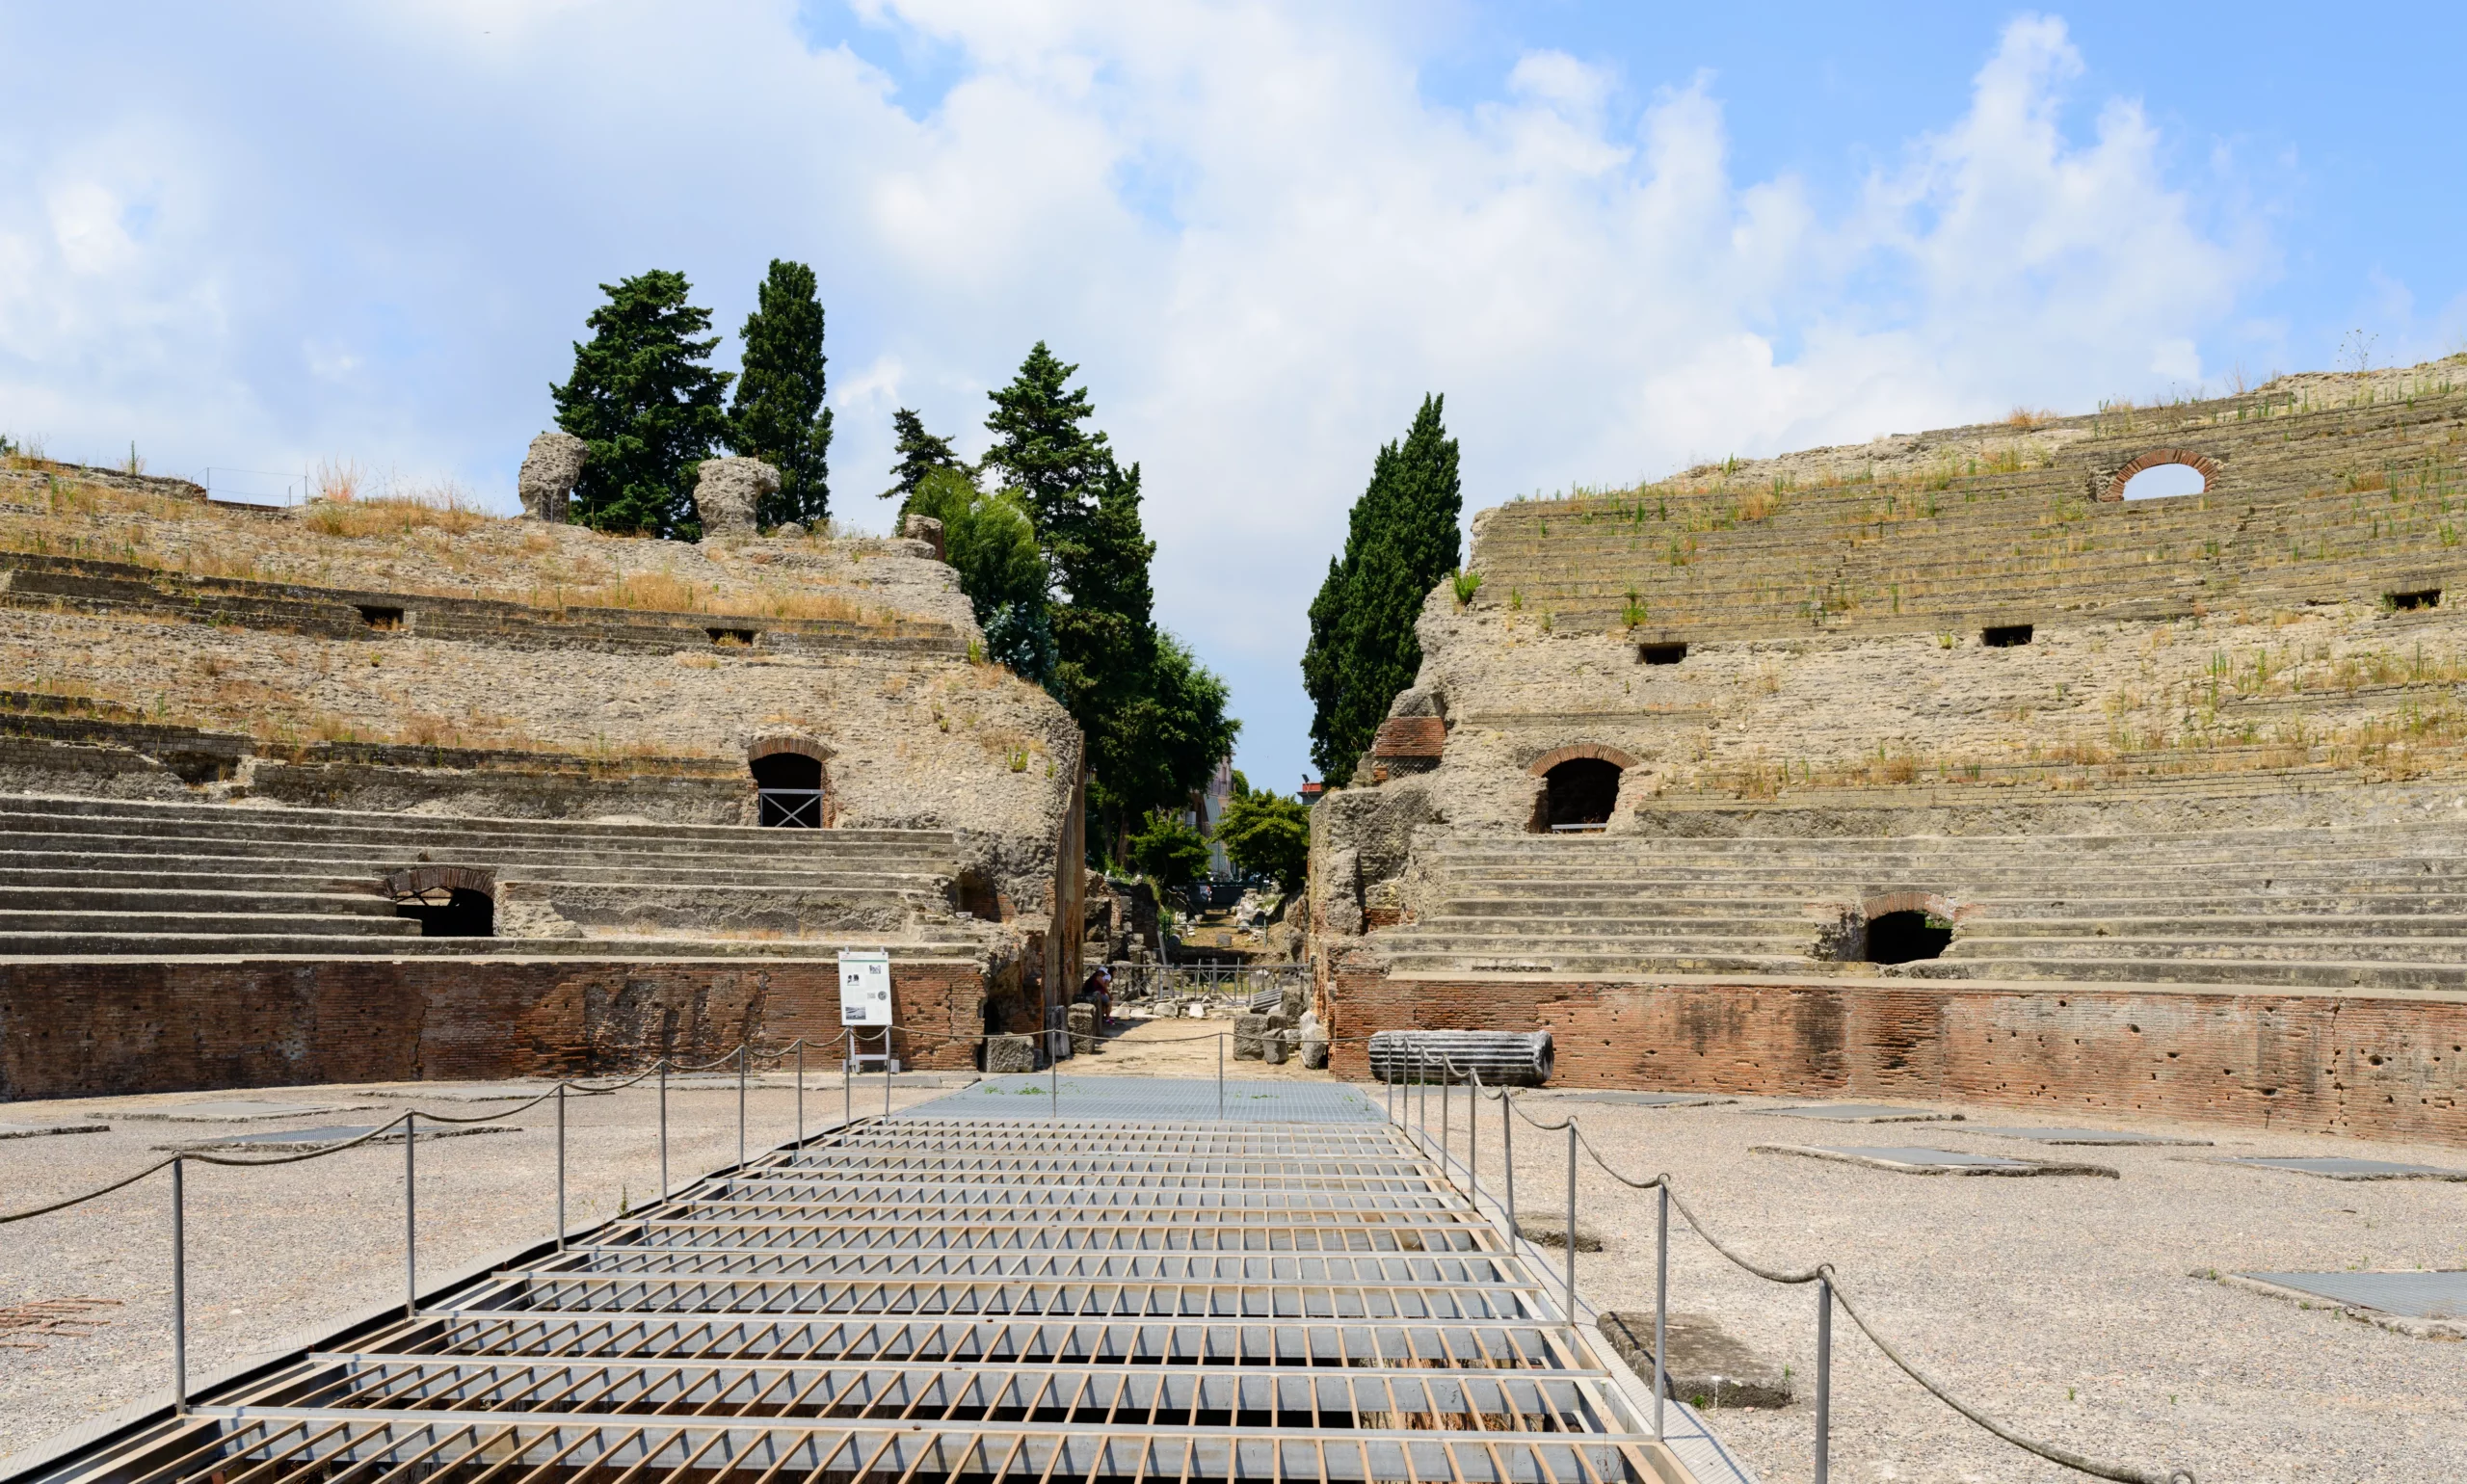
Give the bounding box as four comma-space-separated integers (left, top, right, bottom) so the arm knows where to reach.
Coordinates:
0, 795, 979, 958
1374, 826, 2467, 990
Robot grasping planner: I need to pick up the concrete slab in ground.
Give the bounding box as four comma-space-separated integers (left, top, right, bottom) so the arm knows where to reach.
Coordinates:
2224, 1155, 2467, 1181
119, 1100, 368, 1123
1543, 1091, 1737, 1108
1598, 1312, 1791, 1409
1749, 1103, 1960, 1124
151, 1123, 515, 1153
0, 1123, 108, 1140
360, 1084, 546, 1101
1959, 1126, 2213, 1146
1756, 1144, 2119, 1178
1515, 1212, 1605, 1251
2212, 1270, 2467, 1339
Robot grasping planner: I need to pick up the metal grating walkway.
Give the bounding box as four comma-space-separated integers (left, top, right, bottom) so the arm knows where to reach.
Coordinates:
22, 1078, 1742, 1484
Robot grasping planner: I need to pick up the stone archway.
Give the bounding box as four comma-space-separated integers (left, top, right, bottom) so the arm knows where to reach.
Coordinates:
1525, 744, 1640, 833
383, 864, 496, 937
748, 729, 836, 828
2100, 448, 2222, 502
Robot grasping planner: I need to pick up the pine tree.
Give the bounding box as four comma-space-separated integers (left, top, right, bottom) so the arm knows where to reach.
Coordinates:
1302, 394, 1462, 778
727, 259, 833, 529
551, 271, 732, 538
983, 343, 1236, 859
880, 409, 968, 501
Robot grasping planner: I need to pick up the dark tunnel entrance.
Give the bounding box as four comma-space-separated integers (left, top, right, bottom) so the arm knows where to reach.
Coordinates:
1541, 758, 1623, 832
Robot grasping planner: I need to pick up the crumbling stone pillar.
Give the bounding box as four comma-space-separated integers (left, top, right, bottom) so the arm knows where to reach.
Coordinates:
694, 457, 780, 538
985, 1033, 1038, 1073
517, 433, 588, 522
1234, 1013, 1269, 1060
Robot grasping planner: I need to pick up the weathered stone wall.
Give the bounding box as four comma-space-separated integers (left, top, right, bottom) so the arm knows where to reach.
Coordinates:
1323, 964, 2467, 1148
0, 955, 993, 1100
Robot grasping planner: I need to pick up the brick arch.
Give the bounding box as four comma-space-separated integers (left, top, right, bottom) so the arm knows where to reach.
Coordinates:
1861, 889, 1969, 923
383, 863, 495, 900
747, 729, 835, 764
2100, 448, 2222, 502
1525, 742, 1641, 777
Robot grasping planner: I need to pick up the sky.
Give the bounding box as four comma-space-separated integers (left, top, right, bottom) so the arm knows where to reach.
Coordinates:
4, 3, 2464, 796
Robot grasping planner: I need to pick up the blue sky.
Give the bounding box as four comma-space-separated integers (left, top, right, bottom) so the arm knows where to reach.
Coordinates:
3, 3, 2461, 796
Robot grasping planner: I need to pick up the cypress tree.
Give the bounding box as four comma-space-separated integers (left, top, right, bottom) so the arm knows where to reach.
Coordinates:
1303, 394, 1462, 778
880, 409, 968, 501
727, 259, 833, 529
551, 270, 732, 538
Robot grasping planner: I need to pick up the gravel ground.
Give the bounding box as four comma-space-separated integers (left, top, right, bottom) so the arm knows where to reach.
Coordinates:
1426, 1088, 2467, 1484
0, 1074, 949, 1462
1072, 1012, 1339, 1080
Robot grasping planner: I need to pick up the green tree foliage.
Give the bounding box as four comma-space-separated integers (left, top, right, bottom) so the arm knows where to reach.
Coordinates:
1214, 773, 1310, 890
1125, 809, 1211, 891
880, 409, 968, 501
727, 259, 833, 529
1302, 393, 1462, 777
901, 468, 1055, 686
982, 343, 1237, 857
552, 271, 732, 538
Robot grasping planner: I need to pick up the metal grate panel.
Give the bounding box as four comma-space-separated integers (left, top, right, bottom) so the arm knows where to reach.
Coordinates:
30, 1080, 1726, 1484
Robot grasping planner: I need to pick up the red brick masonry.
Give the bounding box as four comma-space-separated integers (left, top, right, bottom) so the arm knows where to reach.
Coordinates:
1326, 965, 2467, 1148
0, 956, 988, 1100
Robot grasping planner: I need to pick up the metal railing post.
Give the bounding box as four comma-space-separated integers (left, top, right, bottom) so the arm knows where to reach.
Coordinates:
170, 1156, 187, 1414
1050, 1033, 1059, 1119
795, 1039, 806, 1148
555, 1083, 568, 1250
1468, 1071, 1479, 1214
1441, 1057, 1451, 1169
404, 1112, 418, 1316
657, 1061, 670, 1201
1564, 1122, 1578, 1322
1815, 1278, 1833, 1484
736, 1044, 748, 1169
1654, 1183, 1669, 1439
1217, 1032, 1225, 1121
1501, 1086, 1516, 1241
883, 1030, 892, 1120
843, 1031, 853, 1126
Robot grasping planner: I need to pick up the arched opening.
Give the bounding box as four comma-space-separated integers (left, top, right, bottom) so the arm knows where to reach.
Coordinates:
395, 887, 494, 938
1542, 758, 1623, 832
1867, 910, 1951, 964
752, 751, 824, 827
2119, 463, 2207, 500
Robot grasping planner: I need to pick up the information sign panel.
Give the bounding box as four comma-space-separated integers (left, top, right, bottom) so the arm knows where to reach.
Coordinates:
837, 950, 892, 1027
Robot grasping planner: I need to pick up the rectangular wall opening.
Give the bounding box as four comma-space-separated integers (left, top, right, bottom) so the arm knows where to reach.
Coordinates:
2387, 589, 2441, 612
1638, 643, 1687, 665
356, 605, 404, 631
1981, 624, 2033, 648
707, 627, 758, 647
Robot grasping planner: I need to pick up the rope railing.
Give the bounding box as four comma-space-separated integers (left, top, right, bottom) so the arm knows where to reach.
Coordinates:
1398, 1048, 2193, 1484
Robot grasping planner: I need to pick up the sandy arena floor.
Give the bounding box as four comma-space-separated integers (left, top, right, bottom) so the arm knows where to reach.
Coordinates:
5, 1048, 2463, 1483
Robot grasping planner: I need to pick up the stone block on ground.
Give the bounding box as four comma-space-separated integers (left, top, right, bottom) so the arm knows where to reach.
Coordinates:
1068, 1002, 1103, 1054
694, 457, 780, 537
1597, 1312, 1792, 1410
983, 1035, 1039, 1073
517, 432, 587, 522
1301, 1029, 1329, 1069
1262, 1031, 1287, 1066
1233, 1013, 1269, 1060
1514, 1212, 1605, 1251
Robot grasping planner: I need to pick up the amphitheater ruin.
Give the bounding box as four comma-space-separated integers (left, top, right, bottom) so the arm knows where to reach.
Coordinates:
0, 445, 1086, 1100
1312, 358, 2467, 1148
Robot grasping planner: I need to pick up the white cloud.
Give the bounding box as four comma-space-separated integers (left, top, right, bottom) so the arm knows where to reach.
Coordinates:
0, 4, 2268, 786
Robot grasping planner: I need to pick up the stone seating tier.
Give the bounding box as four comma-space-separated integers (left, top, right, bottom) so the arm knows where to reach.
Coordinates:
1471, 386, 2467, 638
1367, 826, 2467, 991
0, 796, 978, 958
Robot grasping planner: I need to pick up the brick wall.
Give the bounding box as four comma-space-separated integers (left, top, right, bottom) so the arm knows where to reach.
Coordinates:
1325, 961, 2467, 1147
0, 956, 989, 1100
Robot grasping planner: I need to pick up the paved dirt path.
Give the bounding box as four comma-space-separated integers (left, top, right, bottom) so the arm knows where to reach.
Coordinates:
1068, 1013, 1338, 1081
